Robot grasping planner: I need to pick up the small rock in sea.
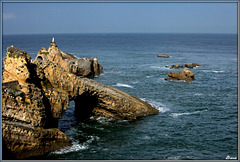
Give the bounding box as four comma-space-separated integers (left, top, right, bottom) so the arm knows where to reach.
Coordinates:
170, 63, 200, 69
165, 69, 195, 82
170, 64, 184, 69
192, 63, 201, 67
157, 54, 169, 58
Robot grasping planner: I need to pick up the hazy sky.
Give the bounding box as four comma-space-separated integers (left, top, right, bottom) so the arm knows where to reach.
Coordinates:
2, 2, 238, 34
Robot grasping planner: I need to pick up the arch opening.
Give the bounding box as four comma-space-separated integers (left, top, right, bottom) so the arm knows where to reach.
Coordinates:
37, 56, 43, 61
58, 100, 77, 132
74, 93, 98, 121
58, 93, 99, 132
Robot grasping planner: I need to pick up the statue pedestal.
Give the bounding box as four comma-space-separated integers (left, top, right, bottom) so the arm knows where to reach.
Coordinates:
50, 42, 57, 47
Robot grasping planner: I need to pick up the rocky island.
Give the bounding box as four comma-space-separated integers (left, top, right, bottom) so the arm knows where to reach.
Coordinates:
2, 40, 159, 159
164, 63, 199, 82
166, 63, 200, 69
165, 69, 195, 82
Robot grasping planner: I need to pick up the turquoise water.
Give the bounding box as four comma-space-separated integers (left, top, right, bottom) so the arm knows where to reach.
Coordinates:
3, 33, 238, 160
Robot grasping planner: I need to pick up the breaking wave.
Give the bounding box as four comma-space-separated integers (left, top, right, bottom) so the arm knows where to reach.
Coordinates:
202, 70, 225, 73
170, 109, 207, 118
52, 141, 88, 154
140, 98, 170, 113
52, 135, 99, 155
114, 83, 133, 88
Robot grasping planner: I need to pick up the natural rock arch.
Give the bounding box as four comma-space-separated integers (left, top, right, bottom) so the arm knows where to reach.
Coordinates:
2, 44, 159, 159
37, 56, 43, 61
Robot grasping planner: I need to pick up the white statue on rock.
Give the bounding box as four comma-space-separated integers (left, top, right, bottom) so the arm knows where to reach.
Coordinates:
52, 37, 54, 43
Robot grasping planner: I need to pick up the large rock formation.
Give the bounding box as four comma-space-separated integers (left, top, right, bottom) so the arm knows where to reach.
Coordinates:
165, 69, 195, 82
35, 42, 103, 77
2, 42, 159, 159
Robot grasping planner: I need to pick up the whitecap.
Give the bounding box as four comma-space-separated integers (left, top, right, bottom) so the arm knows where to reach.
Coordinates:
131, 81, 139, 84
212, 70, 225, 73
202, 70, 225, 73
193, 93, 203, 96
140, 98, 170, 113
86, 135, 100, 144
150, 66, 165, 69
92, 116, 128, 125
170, 109, 207, 118
94, 116, 115, 124
146, 75, 154, 78
166, 156, 182, 160
114, 83, 133, 88
52, 141, 88, 154
51, 134, 100, 155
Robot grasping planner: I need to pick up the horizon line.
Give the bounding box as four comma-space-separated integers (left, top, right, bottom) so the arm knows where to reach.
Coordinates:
3, 32, 238, 35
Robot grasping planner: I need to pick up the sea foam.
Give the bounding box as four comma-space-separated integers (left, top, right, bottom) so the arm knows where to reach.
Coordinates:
114, 83, 133, 88
170, 109, 207, 118
202, 70, 225, 73
52, 141, 88, 154
52, 135, 100, 155
140, 98, 169, 113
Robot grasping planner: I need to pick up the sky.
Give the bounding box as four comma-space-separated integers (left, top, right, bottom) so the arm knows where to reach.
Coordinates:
2, 2, 238, 34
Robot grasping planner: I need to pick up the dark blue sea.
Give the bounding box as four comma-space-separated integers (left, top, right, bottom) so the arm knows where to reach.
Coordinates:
2, 33, 238, 160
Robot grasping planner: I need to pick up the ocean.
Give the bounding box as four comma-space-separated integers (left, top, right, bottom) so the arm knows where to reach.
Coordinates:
2, 33, 238, 160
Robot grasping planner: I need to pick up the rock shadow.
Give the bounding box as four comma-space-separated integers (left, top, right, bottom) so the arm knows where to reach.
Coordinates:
74, 92, 98, 122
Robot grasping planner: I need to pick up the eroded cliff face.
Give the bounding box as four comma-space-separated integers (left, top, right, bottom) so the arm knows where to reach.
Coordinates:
2, 42, 159, 159
2, 47, 72, 159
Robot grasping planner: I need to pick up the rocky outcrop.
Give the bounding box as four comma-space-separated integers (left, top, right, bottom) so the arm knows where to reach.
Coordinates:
168, 63, 200, 69
35, 59, 158, 120
2, 122, 71, 160
157, 54, 169, 58
2, 42, 159, 159
165, 69, 195, 82
35, 42, 103, 77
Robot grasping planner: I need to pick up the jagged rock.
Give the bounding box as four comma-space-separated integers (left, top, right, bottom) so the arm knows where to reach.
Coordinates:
36, 60, 158, 120
157, 54, 169, 58
34, 42, 103, 77
170, 63, 200, 69
3, 48, 31, 84
2, 43, 159, 159
165, 69, 195, 82
2, 121, 71, 159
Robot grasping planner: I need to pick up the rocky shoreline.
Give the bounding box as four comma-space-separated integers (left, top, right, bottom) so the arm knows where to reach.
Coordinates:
2, 40, 159, 159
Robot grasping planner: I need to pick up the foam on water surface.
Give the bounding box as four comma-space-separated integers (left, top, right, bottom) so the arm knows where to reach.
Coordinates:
114, 83, 134, 88
170, 109, 208, 118
140, 98, 170, 113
